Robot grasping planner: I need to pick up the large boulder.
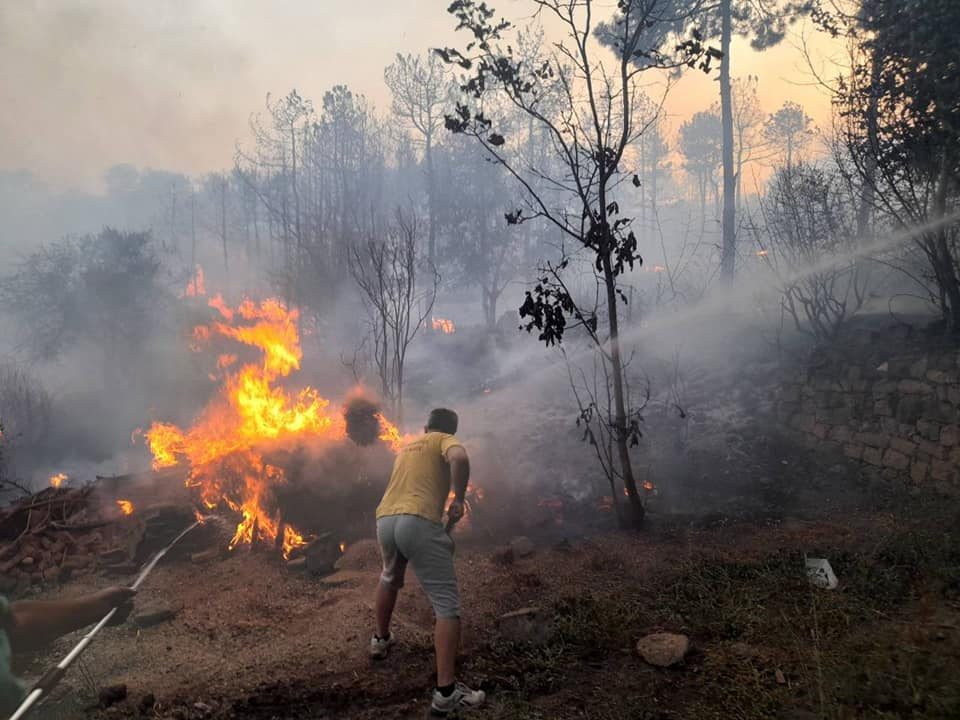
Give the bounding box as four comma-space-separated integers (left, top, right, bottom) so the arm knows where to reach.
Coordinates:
636, 633, 690, 667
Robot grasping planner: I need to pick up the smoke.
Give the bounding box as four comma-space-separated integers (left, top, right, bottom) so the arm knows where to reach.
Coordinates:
0, 2, 256, 190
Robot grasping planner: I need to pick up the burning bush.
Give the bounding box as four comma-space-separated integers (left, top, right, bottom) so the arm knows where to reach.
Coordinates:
142, 295, 410, 558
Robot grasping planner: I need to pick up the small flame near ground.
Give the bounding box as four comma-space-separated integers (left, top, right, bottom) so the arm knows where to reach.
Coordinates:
756, 249, 769, 257
49, 472, 68, 488
116, 499, 134, 515
432, 317, 455, 334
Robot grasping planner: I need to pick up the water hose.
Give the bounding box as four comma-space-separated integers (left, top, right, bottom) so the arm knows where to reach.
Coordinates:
8, 518, 207, 720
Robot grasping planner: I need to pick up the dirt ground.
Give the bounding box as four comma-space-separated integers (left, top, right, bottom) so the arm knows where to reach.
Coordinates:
17, 476, 960, 720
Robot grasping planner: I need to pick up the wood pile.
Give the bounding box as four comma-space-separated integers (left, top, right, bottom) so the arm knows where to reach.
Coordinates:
0, 483, 199, 597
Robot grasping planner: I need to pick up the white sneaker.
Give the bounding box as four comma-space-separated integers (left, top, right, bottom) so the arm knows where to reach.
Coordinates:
430, 681, 486, 715
369, 633, 395, 660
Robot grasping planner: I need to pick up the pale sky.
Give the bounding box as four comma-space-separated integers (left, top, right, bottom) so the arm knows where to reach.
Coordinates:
0, 1, 844, 192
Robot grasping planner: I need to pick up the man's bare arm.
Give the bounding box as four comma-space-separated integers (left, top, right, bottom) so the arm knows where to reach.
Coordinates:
8, 587, 135, 652
446, 445, 470, 501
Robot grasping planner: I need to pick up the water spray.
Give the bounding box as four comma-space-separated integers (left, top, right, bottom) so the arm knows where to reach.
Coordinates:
8, 517, 210, 720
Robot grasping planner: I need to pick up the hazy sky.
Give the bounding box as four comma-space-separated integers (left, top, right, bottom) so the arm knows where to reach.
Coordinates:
1, 1, 843, 192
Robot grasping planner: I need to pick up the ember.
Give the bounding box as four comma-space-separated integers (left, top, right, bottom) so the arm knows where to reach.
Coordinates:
49, 472, 68, 488
432, 317, 455, 334
116, 499, 134, 515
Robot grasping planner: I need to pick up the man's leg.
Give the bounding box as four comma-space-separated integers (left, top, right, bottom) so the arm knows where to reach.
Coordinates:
372, 516, 405, 659
396, 515, 484, 712
435, 617, 460, 687
375, 581, 399, 639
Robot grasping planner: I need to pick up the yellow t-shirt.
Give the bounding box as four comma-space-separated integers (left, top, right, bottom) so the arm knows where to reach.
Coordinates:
376, 431, 463, 523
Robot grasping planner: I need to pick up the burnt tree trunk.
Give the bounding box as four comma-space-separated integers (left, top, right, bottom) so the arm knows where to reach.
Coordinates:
719, 0, 737, 281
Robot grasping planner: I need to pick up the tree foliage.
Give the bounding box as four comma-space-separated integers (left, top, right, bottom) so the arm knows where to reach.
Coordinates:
827, 0, 960, 332
1, 228, 164, 366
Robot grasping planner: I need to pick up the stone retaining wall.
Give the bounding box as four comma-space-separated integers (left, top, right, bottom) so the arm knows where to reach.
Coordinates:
777, 335, 960, 489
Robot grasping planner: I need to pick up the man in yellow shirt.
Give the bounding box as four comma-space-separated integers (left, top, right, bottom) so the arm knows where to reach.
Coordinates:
371, 408, 485, 715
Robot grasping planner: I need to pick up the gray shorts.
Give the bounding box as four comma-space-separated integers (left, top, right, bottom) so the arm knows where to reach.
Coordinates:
376, 514, 460, 619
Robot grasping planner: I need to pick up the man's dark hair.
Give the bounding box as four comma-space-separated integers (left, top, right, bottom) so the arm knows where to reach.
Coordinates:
426, 408, 458, 434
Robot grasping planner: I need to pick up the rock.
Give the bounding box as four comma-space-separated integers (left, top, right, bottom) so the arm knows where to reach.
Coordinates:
862, 447, 883, 467
138, 693, 156, 715
20, 556, 34, 567
134, 601, 179, 628
333, 538, 379, 572
942, 425, 960, 446
305, 537, 341, 576
910, 461, 929, 483
497, 607, 553, 645
509, 536, 535, 558
636, 632, 690, 667
99, 684, 127, 708
775, 668, 787, 685
882, 449, 910, 470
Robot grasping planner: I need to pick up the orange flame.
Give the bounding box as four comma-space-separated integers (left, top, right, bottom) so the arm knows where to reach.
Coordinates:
49, 472, 68, 488
184, 265, 206, 297
643, 481, 655, 492
432, 317, 455, 334
116, 499, 134, 515
756, 249, 769, 257
208, 293, 234, 321
144, 297, 346, 558
375, 413, 419, 453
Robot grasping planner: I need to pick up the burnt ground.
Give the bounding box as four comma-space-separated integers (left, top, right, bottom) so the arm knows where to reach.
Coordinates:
17, 446, 960, 720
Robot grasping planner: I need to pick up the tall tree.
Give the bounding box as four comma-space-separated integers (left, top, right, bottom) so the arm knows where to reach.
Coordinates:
437, 0, 712, 528
349, 210, 438, 425
384, 53, 453, 267
711, 0, 807, 280
604, 0, 806, 279
763, 100, 814, 169
679, 109, 722, 226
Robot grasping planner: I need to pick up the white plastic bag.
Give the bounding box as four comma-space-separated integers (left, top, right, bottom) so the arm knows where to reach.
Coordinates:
805, 557, 838, 589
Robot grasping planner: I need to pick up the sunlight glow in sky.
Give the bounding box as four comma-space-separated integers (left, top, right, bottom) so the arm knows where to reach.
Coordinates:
0, 1, 845, 191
